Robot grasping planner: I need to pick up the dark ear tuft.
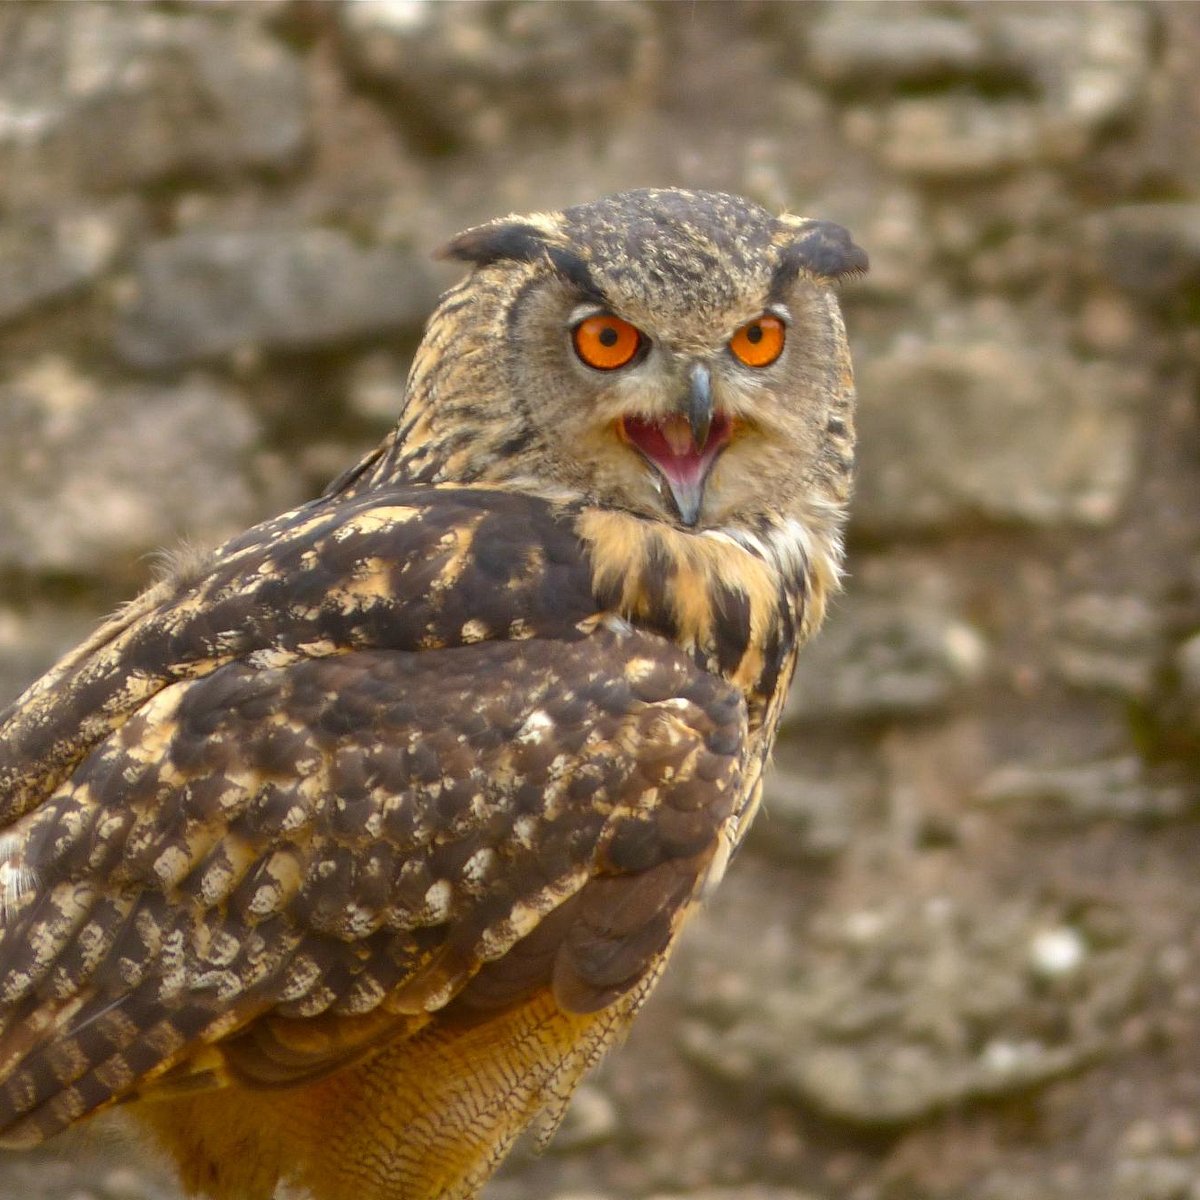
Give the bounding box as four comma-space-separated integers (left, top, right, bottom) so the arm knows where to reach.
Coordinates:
776, 220, 869, 286
435, 221, 553, 267
436, 219, 604, 301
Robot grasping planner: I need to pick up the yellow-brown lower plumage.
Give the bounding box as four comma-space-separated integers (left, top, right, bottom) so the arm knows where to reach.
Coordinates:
138, 985, 650, 1200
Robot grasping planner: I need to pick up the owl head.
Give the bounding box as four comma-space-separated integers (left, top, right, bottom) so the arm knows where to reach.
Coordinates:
348, 189, 866, 561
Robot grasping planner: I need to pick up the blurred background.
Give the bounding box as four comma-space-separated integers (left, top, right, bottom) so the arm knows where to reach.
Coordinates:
1, 2, 1199, 1198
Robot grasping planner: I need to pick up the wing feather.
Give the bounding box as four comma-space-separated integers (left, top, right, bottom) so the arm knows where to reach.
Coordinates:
0, 487, 601, 826
0, 626, 746, 1146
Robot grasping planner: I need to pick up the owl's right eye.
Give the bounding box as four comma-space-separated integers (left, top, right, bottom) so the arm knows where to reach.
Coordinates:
572, 314, 644, 371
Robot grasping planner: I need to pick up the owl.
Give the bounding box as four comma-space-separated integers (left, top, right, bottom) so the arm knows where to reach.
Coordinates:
0, 189, 865, 1200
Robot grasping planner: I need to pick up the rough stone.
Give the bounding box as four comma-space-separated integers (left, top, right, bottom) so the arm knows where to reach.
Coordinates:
1179, 634, 1200, 714
115, 229, 439, 369
751, 762, 876, 864
1053, 594, 1164, 699
1093, 204, 1200, 302
1111, 1157, 1199, 1200
857, 97, 1045, 180
345, 351, 410, 426
852, 339, 1138, 533
806, 0, 1152, 143
975, 758, 1194, 827
799, 179, 931, 302
0, 1121, 178, 1199
0, 359, 263, 575
1110, 5, 1200, 198
646, 1191, 825, 1200
1029, 926, 1088, 982
842, 3, 1154, 179
0, 606, 103, 711
679, 888, 1144, 1129
541, 1083, 618, 1153
336, 0, 657, 151
782, 594, 988, 725
988, 2, 1154, 136
0, 5, 309, 200
806, 9, 986, 90
0, 206, 128, 327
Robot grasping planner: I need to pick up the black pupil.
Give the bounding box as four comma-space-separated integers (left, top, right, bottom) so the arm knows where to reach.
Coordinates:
746, 324, 764, 344
598, 325, 619, 347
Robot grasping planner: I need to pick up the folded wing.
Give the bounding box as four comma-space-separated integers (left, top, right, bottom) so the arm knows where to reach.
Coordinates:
0, 626, 746, 1146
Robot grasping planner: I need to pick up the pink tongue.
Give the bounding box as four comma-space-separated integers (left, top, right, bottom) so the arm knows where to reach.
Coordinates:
622, 413, 730, 488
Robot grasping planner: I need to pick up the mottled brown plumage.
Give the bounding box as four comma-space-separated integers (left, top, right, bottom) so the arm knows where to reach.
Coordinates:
0, 189, 865, 1199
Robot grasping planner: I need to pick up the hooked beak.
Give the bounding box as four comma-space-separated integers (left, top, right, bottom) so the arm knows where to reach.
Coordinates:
618, 362, 732, 527
685, 361, 713, 450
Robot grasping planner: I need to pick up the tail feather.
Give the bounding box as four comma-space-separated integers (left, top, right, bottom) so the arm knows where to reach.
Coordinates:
0, 985, 244, 1146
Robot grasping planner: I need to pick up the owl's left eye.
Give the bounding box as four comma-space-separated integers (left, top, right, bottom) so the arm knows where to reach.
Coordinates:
572, 314, 644, 371
729, 315, 785, 367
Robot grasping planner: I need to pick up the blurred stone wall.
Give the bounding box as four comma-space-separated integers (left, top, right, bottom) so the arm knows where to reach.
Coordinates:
1, 2, 1199, 1198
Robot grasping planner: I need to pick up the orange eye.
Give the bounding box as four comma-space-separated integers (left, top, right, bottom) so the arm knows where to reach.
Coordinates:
572, 314, 643, 370
729, 314, 785, 367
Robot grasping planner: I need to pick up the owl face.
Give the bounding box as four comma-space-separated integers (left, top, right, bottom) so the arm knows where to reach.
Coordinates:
409, 189, 865, 540
497, 257, 857, 533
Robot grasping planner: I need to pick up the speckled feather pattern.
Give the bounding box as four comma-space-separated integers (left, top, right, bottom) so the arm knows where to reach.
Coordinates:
0, 188, 863, 1200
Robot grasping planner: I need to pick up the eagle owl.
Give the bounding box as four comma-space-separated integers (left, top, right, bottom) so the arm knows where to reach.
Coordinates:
0, 189, 865, 1199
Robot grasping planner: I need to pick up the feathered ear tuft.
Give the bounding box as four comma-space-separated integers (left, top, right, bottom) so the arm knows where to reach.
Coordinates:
774, 219, 869, 286
436, 217, 603, 300
436, 220, 557, 267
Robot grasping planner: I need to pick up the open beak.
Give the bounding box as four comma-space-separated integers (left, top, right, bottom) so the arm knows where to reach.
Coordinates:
685, 361, 713, 451
618, 363, 732, 527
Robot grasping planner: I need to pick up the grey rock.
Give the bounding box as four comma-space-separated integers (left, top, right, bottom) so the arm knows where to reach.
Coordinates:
0, 359, 263, 576
1118, 1110, 1200, 1159
0, 1118, 178, 1199
543, 1083, 618, 1153
988, 2, 1154, 136
1053, 594, 1163, 699
336, 0, 656, 150
1111, 5, 1200, 199
1179, 633, 1200, 709
0, 206, 127, 327
843, 3, 1153, 178
0, 605, 104, 711
1093, 204, 1200, 301
806, 9, 986, 89
679, 889, 1143, 1128
975, 1171, 1139, 1200
851, 97, 1045, 180
782, 594, 988, 725
853, 340, 1138, 533
646, 1191, 825, 1200
115, 229, 438, 369
345, 351, 410, 426
752, 761, 876, 863
1112, 1157, 1200, 1200
807, 0, 1152, 144
0, 6, 308, 200
817, 183, 931, 302
975, 758, 1194, 826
